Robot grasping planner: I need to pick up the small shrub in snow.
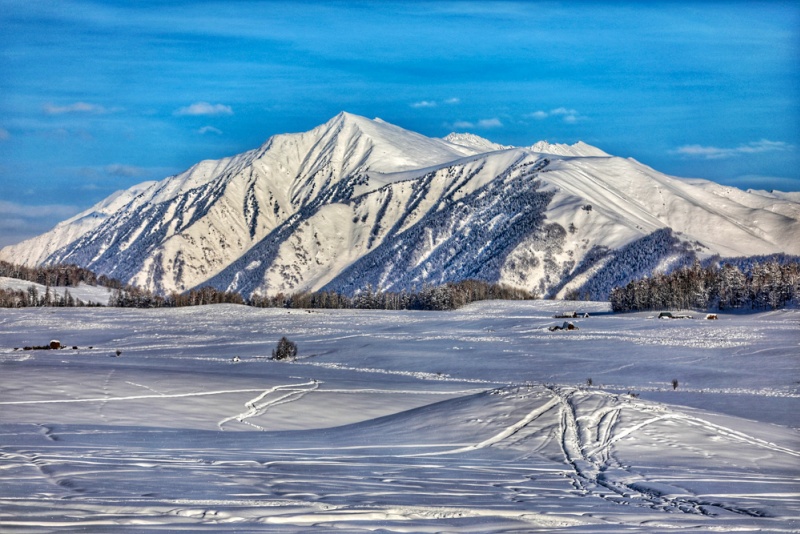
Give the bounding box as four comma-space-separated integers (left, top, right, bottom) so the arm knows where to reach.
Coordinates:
272, 337, 298, 360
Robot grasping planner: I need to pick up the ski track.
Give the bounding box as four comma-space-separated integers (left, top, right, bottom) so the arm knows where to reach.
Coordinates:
217, 380, 319, 431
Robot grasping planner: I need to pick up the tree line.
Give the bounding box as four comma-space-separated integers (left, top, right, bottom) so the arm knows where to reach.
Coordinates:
0, 261, 243, 308
12, 258, 796, 313
108, 286, 245, 308
609, 260, 800, 312
0, 260, 533, 310
0, 260, 123, 289
250, 279, 537, 311
0, 260, 121, 308
0, 286, 103, 308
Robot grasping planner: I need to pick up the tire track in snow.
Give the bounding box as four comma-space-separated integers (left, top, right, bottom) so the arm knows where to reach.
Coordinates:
0, 388, 272, 405
550, 387, 773, 517
553, 387, 715, 515
319, 388, 486, 395
407, 395, 559, 457
290, 360, 498, 384
584, 399, 800, 460
125, 381, 166, 396
217, 380, 319, 431
680, 415, 800, 459
596, 408, 619, 458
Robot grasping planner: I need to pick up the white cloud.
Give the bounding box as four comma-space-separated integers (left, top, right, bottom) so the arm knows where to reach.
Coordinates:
43, 102, 119, 115
735, 139, 792, 154
451, 118, 503, 130
673, 145, 732, 159
412, 98, 461, 108
174, 102, 233, 116
550, 107, 585, 123
526, 107, 586, 123
674, 139, 793, 159
549, 107, 577, 116
0, 200, 78, 218
198, 125, 223, 135
104, 164, 146, 177
0, 127, 10, 140
0, 200, 80, 247
477, 118, 503, 128
410, 100, 437, 108
42, 128, 94, 141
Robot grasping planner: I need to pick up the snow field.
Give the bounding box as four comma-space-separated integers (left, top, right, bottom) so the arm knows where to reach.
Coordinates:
0, 301, 798, 532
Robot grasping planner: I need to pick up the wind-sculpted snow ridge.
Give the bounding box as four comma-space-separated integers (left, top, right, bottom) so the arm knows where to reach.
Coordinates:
1, 112, 798, 298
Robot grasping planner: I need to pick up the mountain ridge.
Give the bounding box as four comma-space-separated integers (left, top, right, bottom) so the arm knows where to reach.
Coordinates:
2, 112, 798, 299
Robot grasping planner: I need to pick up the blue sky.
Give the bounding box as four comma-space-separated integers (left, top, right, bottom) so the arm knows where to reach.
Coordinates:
1, 0, 798, 246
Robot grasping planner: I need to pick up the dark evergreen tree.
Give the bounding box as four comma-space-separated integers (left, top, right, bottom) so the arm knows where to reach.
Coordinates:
611, 260, 799, 312
272, 337, 298, 360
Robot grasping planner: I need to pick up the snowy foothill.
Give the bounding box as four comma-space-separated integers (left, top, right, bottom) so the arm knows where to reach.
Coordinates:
0, 301, 798, 532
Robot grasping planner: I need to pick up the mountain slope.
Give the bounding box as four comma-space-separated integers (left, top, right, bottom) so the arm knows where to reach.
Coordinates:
1, 112, 798, 299
2, 113, 479, 294
5, 181, 155, 267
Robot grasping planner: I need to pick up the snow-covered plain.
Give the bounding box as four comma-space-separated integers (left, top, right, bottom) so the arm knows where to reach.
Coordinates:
0, 301, 797, 532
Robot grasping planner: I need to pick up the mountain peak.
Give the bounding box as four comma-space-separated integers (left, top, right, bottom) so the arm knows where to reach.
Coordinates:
442, 132, 512, 152
530, 140, 609, 157
304, 112, 480, 173
330, 110, 371, 124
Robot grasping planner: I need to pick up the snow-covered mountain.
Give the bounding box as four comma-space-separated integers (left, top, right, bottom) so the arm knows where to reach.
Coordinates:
2, 112, 799, 299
